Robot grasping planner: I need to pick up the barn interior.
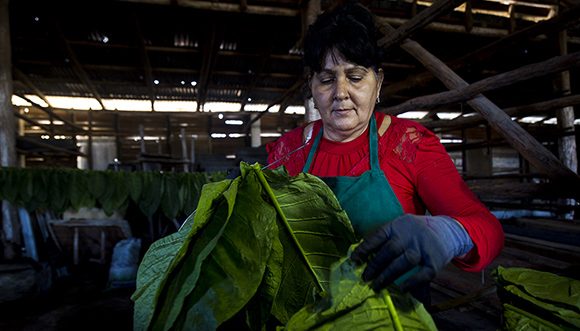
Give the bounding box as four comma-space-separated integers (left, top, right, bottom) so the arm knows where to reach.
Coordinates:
0, 0, 579, 330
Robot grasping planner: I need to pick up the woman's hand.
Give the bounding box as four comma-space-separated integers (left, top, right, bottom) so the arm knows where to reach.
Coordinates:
350, 214, 473, 292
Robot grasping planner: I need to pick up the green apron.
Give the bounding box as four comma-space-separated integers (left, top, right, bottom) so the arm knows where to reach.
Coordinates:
302, 115, 404, 238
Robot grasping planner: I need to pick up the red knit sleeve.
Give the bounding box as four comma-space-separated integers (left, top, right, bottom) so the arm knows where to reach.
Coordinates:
381, 117, 504, 272
410, 123, 504, 272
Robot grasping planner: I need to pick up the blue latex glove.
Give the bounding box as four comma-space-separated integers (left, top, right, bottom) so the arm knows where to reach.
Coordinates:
351, 214, 473, 292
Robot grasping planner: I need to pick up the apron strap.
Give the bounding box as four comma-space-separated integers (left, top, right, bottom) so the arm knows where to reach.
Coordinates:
369, 115, 379, 170
302, 114, 379, 173
302, 124, 323, 173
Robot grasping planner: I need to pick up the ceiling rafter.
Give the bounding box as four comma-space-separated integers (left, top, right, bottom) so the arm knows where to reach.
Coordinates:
132, 13, 157, 109
51, 17, 106, 110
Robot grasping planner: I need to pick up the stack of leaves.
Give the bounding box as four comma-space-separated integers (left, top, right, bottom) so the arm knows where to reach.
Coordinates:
0, 167, 222, 219
495, 266, 580, 330
283, 253, 437, 331
132, 163, 437, 330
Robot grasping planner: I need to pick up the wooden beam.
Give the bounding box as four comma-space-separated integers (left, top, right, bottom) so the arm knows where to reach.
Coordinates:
243, 79, 304, 133
377, 22, 580, 190
382, 51, 580, 115
52, 20, 106, 110
381, 4, 580, 98
13, 110, 52, 132
133, 15, 156, 110
119, 0, 299, 16
240, 48, 271, 112
425, 94, 580, 130
196, 22, 220, 111
378, 0, 466, 49
17, 136, 86, 157
15, 94, 86, 133
13, 68, 50, 102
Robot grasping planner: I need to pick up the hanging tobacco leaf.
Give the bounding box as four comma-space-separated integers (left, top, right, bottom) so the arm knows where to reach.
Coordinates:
88, 170, 107, 200
160, 174, 182, 220
29, 169, 49, 211
128, 172, 143, 202
3, 167, 19, 203
48, 169, 70, 213
69, 170, 95, 211
138, 172, 164, 219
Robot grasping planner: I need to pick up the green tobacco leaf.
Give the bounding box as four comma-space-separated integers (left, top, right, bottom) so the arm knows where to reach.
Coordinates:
502, 303, 564, 331
161, 174, 181, 220
132, 179, 232, 331
88, 171, 107, 200
260, 167, 356, 323
49, 169, 70, 213
70, 170, 94, 211
171, 168, 277, 330
4, 168, 19, 203
496, 266, 580, 329
17, 170, 34, 208
128, 172, 143, 202
0, 167, 6, 199
133, 163, 359, 331
29, 169, 49, 211
284, 249, 437, 331
100, 172, 129, 216
138, 172, 163, 219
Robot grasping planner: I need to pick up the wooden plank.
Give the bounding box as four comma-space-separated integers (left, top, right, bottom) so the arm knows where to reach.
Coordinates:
119, 0, 299, 16
425, 94, 580, 130
381, 51, 580, 115
376, 22, 580, 190
15, 94, 87, 133
505, 233, 580, 255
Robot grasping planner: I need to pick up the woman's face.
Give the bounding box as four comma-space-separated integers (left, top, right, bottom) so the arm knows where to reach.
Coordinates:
310, 50, 383, 142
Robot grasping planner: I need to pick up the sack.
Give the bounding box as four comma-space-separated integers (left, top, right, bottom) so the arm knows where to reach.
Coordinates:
108, 238, 141, 288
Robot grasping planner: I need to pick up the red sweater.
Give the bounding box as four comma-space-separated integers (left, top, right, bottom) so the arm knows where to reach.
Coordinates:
266, 112, 504, 272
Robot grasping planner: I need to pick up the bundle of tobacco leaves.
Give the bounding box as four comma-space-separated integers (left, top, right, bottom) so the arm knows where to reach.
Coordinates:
132, 163, 436, 331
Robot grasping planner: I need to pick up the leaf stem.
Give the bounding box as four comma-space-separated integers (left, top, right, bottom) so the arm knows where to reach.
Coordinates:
255, 167, 324, 292
385, 290, 404, 331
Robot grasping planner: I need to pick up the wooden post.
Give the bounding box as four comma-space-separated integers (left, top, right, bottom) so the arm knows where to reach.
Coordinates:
165, 115, 171, 156
88, 110, 93, 170
554, 27, 577, 219
377, 22, 580, 191
115, 113, 121, 162
139, 124, 146, 154
303, 0, 320, 124
180, 128, 188, 172
0, 0, 16, 168
554, 30, 577, 174
0, 0, 21, 260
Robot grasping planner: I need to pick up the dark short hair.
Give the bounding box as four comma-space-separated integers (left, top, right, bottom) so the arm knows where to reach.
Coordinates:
303, 1, 383, 74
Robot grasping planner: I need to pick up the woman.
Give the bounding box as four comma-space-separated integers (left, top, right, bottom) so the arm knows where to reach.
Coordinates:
266, 1, 504, 303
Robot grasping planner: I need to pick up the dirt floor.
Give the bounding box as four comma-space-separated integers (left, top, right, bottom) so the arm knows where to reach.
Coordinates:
0, 261, 497, 331
0, 263, 133, 331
